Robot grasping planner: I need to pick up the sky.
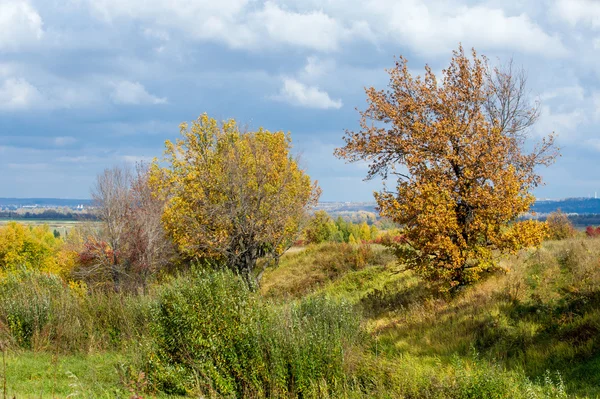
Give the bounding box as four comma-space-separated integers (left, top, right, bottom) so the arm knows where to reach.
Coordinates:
1, 0, 599, 201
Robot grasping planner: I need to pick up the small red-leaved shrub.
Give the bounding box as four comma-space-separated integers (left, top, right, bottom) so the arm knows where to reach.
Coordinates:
585, 226, 600, 238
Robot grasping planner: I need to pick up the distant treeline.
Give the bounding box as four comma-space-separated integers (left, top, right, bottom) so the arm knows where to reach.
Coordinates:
566, 214, 600, 227
0, 209, 97, 221
532, 198, 600, 214
535, 214, 600, 227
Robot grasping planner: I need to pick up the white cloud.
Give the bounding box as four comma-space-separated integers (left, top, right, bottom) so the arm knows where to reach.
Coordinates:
302, 56, 336, 80
554, 0, 600, 29
361, 0, 566, 57
540, 85, 586, 102
57, 155, 91, 163
84, 0, 371, 52
251, 2, 367, 52
81, 0, 564, 57
7, 162, 49, 170
0, 77, 43, 110
593, 92, 600, 120
0, 0, 44, 51
110, 81, 167, 105
277, 78, 342, 109
536, 105, 587, 140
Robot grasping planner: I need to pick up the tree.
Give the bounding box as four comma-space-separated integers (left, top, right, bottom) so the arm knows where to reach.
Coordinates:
358, 222, 371, 241
149, 114, 321, 288
80, 164, 175, 292
0, 222, 69, 275
335, 45, 557, 290
304, 210, 338, 244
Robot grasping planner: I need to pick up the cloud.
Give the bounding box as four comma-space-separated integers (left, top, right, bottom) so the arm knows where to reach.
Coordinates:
361, 0, 566, 57
73, 0, 567, 58
110, 81, 167, 105
84, 0, 371, 52
554, 0, 600, 29
593, 92, 600, 121
302, 56, 336, 80
0, 0, 43, 51
251, 2, 369, 52
277, 78, 342, 109
0, 77, 43, 110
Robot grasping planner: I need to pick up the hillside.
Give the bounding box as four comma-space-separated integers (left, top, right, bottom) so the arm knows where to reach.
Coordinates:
2, 237, 600, 396
262, 238, 600, 398
532, 198, 600, 214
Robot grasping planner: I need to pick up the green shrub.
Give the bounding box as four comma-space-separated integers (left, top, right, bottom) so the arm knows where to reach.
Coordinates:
139, 269, 361, 397
0, 269, 152, 352
0, 269, 79, 349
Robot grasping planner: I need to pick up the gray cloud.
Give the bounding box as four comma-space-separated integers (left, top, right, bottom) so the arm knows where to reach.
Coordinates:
0, 0, 598, 199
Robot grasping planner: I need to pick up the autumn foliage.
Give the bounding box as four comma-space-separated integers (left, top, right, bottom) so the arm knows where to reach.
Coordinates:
0, 222, 75, 277
586, 226, 600, 238
150, 114, 320, 288
546, 210, 576, 240
336, 46, 557, 290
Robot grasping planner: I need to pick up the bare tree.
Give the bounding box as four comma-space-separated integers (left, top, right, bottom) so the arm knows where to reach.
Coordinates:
126, 163, 177, 292
79, 164, 176, 292
89, 166, 132, 291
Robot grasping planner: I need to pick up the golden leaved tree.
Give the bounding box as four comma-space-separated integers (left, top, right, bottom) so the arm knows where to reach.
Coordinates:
335, 46, 558, 290
150, 114, 320, 288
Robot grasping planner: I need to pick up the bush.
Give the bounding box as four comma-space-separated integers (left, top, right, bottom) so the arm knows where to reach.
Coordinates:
139, 269, 361, 397
0, 269, 79, 350
546, 210, 576, 240
0, 269, 151, 352
585, 226, 600, 238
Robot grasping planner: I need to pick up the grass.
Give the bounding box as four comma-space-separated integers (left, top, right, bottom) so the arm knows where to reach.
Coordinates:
2, 239, 600, 397
260, 239, 600, 397
0, 220, 93, 237
0, 351, 169, 398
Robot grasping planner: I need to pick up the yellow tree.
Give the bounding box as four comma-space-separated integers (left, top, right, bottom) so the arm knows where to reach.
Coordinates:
0, 222, 72, 276
335, 46, 557, 290
150, 114, 320, 288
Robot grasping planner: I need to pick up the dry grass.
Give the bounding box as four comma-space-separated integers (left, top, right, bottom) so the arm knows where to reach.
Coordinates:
261, 238, 600, 397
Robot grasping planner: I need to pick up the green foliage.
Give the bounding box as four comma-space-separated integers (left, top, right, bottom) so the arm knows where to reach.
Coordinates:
0, 269, 75, 349
0, 269, 151, 352
3, 236, 600, 397
304, 211, 337, 244
139, 269, 361, 397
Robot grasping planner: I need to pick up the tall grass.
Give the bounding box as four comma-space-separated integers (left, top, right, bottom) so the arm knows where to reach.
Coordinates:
1, 239, 599, 397
0, 269, 151, 353
139, 268, 362, 397
261, 243, 395, 300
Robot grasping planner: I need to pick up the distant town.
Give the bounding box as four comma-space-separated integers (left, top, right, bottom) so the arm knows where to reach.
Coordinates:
2, 197, 600, 223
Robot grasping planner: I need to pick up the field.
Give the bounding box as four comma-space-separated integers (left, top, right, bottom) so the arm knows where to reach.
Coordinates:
0, 220, 88, 237
1, 237, 599, 397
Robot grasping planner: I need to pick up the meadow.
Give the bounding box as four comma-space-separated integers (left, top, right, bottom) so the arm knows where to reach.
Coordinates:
0, 219, 84, 238
0, 232, 599, 397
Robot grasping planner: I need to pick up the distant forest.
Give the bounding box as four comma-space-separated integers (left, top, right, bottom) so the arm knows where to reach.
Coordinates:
532, 198, 600, 214
0, 209, 97, 221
